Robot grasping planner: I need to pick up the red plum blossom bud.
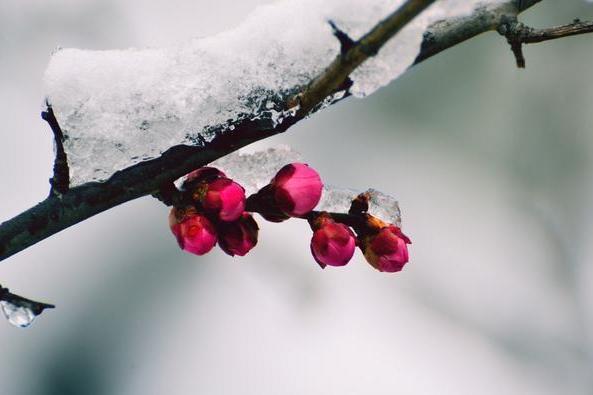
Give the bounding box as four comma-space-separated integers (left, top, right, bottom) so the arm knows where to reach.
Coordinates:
310, 215, 356, 268
271, 163, 323, 216
196, 177, 246, 222
218, 213, 259, 257
361, 225, 411, 273
169, 207, 217, 256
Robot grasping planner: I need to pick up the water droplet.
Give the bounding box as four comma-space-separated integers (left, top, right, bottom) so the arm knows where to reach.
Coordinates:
0, 300, 36, 328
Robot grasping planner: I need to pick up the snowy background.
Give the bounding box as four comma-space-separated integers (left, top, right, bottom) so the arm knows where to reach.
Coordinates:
1, 1, 593, 394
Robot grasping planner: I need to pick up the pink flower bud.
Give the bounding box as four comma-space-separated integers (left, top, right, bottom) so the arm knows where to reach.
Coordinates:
271, 163, 323, 216
310, 215, 356, 268
218, 213, 259, 257
169, 207, 217, 256
197, 177, 246, 222
361, 225, 411, 273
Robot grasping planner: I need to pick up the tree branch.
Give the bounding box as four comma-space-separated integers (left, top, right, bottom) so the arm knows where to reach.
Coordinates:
297, 0, 437, 115
0, 0, 435, 262
414, 0, 540, 64
0, 0, 589, 262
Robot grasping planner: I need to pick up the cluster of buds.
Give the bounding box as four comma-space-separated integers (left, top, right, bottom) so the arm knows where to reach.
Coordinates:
168, 163, 411, 273
169, 167, 257, 256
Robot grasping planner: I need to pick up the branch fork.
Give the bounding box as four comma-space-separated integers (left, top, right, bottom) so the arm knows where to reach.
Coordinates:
498, 16, 593, 68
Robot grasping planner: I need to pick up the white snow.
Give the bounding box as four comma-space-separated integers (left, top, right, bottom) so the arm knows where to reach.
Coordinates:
43, 0, 505, 185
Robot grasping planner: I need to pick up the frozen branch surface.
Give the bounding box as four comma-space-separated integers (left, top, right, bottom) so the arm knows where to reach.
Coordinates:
0, 0, 570, 261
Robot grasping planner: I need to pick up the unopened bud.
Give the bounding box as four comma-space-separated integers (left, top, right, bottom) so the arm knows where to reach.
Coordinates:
310, 214, 356, 268
360, 224, 411, 273
271, 163, 323, 216
169, 207, 217, 256
218, 213, 259, 257
195, 177, 246, 222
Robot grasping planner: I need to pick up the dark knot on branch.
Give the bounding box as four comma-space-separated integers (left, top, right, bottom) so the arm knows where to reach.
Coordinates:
497, 16, 531, 68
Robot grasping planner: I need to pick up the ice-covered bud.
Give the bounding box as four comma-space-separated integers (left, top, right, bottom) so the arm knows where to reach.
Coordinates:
310, 214, 356, 268
182, 166, 226, 193
197, 178, 246, 222
218, 213, 259, 257
271, 163, 323, 216
169, 207, 217, 256
360, 225, 411, 273
184, 166, 226, 185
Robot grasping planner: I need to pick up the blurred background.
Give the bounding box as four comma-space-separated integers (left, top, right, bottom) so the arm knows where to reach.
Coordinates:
1, 1, 593, 394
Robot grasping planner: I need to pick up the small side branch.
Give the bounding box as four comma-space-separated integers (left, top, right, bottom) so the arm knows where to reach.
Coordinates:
41, 105, 70, 195
520, 19, 593, 44
499, 18, 593, 68
498, 15, 526, 68
413, 0, 592, 69
413, 1, 543, 65
328, 20, 355, 55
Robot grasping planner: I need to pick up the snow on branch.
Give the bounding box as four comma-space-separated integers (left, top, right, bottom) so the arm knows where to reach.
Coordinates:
1, 0, 591, 266
45, 0, 501, 186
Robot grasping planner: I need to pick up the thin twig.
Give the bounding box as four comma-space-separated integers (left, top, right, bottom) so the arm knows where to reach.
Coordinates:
41, 105, 70, 195
520, 19, 593, 44
499, 18, 593, 68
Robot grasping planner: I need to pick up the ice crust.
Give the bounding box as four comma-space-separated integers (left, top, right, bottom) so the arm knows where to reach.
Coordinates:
211, 145, 303, 195
44, 0, 504, 185
211, 146, 401, 225
317, 187, 402, 227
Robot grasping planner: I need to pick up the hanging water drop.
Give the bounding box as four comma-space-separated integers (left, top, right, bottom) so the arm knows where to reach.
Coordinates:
0, 285, 54, 328
0, 300, 36, 328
